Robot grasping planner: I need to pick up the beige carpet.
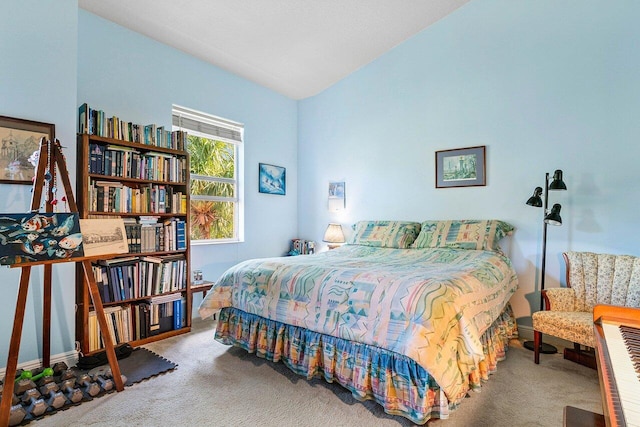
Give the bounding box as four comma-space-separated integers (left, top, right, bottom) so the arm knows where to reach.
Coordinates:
33, 318, 602, 426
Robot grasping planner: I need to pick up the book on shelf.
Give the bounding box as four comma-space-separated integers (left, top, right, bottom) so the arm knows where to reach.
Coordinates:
92, 254, 187, 303
119, 217, 186, 253
149, 293, 183, 335
88, 302, 159, 351
173, 299, 181, 330
79, 103, 187, 151
88, 145, 187, 183
88, 305, 131, 352
88, 144, 187, 182
176, 219, 187, 250
89, 181, 186, 215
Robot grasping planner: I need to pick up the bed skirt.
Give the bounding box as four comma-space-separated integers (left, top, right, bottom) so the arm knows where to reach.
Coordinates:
214, 304, 518, 424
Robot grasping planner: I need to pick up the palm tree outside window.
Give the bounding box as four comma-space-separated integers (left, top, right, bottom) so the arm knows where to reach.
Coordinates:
172, 106, 244, 243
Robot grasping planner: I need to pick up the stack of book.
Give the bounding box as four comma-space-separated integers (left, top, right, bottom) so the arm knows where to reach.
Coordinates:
122, 217, 187, 253
91, 254, 187, 303
87, 295, 185, 351
149, 294, 185, 336
79, 103, 188, 151
88, 181, 187, 215
88, 305, 132, 352
88, 143, 187, 183
291, 239, 316, 255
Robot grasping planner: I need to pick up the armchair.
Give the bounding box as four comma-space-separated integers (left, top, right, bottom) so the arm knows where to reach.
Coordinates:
532, 251, 640, 366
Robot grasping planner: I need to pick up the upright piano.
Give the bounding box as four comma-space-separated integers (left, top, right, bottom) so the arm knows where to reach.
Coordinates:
592, 304, 640, 427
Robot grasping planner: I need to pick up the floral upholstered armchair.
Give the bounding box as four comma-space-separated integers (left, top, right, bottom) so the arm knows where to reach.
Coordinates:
532, 251, 640, 366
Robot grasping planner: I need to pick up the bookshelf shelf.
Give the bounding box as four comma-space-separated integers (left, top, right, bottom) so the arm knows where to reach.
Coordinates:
76, 118, 193, 355
80, 133, 187, 156
87, 211, 187, 218
88, 173, 188, 187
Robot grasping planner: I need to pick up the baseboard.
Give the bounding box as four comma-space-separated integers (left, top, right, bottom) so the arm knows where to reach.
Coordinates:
0, 350, 78, 379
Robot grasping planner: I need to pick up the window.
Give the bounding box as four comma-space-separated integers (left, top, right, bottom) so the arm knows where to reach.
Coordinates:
172, 105, 243, 243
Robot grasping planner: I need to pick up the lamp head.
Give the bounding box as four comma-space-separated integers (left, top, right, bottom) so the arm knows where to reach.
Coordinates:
323, 223, 345, 249
526, 187, 543, 207
544, 203, 563, 225
549, 170, 567, 190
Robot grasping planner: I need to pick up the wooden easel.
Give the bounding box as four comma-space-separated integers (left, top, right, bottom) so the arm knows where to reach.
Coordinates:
0, 139, 125, 427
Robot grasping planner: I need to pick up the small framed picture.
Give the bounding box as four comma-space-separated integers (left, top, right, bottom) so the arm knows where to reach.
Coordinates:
328, 181, 345, 211
0, 116, 55, 185
435, 145, 486, 188
258, 163, 286, 195
79, 218, 129, 257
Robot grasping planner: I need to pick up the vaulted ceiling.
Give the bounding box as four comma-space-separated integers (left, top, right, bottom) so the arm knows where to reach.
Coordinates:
78, 1, 470, 99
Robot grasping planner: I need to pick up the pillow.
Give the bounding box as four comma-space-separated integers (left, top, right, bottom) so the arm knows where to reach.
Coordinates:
348, 220, 421, 249
411, 220, 514, 251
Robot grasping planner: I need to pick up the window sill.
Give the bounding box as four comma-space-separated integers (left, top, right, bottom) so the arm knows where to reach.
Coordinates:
191, 238, 244, 246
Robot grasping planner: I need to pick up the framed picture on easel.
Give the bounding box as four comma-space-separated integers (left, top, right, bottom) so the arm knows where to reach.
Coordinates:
0, 116, 55, 185
0, 212, 84, 265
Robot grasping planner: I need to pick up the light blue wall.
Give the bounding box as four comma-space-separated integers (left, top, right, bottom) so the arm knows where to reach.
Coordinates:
77, 11, 299, 296
3, 0, 640, 366
0, 0, 78, 364
0, 5, 297, 365
298, 0, 640, 326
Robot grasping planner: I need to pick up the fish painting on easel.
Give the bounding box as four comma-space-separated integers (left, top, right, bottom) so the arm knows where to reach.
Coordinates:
0, 212, 84, 265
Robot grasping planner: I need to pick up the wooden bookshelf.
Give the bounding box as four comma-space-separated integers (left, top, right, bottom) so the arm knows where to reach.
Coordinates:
75, 121, 192, 355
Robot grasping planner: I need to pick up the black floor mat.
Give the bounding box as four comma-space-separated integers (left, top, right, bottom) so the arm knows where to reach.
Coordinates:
88, 348, 177, 386
9, 348, 177, 425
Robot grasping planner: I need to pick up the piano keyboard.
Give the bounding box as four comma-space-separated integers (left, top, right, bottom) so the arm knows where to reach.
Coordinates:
601, 321, 640, 427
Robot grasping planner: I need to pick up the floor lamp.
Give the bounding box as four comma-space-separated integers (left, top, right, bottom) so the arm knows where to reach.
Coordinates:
522, 169, 567, 354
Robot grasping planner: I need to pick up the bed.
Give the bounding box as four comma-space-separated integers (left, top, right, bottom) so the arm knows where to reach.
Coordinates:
199, 220, 519, 424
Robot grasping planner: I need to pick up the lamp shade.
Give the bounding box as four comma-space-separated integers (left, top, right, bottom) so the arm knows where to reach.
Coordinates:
549, 170, 567, 190
526, 187, 544, 207
544, 203, 563, 225
323, 223, 345, 244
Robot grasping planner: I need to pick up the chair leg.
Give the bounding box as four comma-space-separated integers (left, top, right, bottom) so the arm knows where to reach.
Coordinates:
533, 330, 541, 364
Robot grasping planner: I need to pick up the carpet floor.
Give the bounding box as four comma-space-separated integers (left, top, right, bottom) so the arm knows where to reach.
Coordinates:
33, 318, 602, 426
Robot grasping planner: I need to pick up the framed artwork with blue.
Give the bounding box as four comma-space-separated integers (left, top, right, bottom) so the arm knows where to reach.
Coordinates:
0, 212, 84, 265
258, 163, 286, 195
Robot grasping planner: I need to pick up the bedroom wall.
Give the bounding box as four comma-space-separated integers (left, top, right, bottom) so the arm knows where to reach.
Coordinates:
0, 0, 78, 365
2, 0, 638, 367
297, 0, 640, 330
77, 11, 299, 302
0, 4, 298, 366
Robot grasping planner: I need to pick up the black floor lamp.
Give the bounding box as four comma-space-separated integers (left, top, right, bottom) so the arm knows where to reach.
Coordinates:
522, 169, 567, 354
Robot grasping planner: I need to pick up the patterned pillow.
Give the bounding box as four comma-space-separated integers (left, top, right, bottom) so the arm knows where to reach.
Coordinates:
349, 221, 421, 249
411, 220, 514, 251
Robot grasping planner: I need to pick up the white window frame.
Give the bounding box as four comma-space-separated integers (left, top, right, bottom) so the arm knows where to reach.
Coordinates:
172, 105, 244, 244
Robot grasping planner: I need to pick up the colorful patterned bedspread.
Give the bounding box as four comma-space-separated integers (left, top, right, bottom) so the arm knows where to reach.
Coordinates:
199, 245, 518, 399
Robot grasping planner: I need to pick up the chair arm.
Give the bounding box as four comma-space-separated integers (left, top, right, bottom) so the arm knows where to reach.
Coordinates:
541, 288, 576, 311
